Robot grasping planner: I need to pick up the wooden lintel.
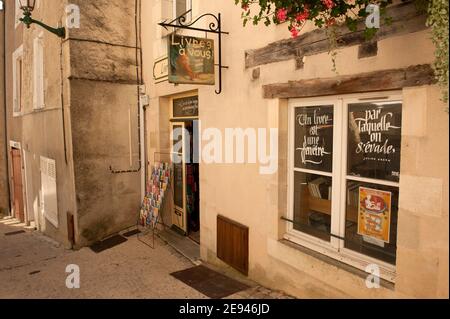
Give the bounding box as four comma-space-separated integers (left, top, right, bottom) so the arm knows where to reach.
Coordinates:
245, 1, 428, 69
263, 64, 436, 99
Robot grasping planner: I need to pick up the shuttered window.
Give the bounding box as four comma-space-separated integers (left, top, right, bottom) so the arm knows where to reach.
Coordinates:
40, 157, 58, 228
33, 33, 45, 110
12, 45, 23, 116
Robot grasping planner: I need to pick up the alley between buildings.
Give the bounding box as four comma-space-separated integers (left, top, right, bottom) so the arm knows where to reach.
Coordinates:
0, 218, 291, 299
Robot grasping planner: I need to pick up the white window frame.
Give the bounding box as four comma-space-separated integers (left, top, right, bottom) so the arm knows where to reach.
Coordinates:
33, 32, 45, 110
173, 0, 192, 22
286, 91, 403, 283
12, 45, 24, 117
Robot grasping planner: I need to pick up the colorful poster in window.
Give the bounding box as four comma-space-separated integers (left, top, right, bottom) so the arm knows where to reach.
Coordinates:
357, 187, 392, 243
294, 105, 334, 173
348, 102, 402, 182
168, 34, 215, 85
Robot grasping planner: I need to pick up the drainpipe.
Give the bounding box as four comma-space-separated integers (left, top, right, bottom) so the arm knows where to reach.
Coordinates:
2, 4, 12, 215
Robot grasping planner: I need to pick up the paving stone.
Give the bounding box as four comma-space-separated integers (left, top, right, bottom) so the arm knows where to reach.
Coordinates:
0, 219, 294, 299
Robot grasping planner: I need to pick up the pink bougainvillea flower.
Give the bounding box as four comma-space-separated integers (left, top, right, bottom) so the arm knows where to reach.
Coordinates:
276, 8, 288, 22
295, 9, 310, 22
322, 0, 335, 9
242, 4, 249, 11
290, 25, 299, 38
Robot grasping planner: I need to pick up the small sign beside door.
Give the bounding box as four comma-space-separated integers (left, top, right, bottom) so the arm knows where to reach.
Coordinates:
153, 56, 169, 83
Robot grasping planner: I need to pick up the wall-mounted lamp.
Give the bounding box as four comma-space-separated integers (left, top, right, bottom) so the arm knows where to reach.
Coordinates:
19, 0, 65, 38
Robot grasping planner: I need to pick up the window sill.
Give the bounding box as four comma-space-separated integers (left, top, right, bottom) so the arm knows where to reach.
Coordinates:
281, 234, 396, 289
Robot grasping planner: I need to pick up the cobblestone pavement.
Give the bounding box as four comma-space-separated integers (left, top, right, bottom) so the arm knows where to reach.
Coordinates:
0, 218, 292, 299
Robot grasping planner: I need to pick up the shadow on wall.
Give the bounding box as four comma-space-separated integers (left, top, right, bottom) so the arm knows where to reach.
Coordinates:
0, 207, 8, 219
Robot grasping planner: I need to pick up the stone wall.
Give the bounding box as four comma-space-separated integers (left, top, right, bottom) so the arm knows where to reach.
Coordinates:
67, 0, 141, 247
9, 0, 76, 245
3, 0, 141, 248
0, 8, 8, 217
396, 86, 449, 298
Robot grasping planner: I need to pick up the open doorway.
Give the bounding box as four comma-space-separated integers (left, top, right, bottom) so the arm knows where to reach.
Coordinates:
170, 94, 200, 245
185, 120, 200, 244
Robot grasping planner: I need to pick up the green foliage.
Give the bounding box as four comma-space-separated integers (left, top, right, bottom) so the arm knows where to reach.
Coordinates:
426, 0, 449, 102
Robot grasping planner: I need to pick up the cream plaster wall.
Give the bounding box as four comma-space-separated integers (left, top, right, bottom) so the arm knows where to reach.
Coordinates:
5, 0, 77, 246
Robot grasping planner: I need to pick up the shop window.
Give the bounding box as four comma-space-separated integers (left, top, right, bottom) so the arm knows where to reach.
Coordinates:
12, 45, 23, 116
287, 93, 402, 281
33, 33, 45, 110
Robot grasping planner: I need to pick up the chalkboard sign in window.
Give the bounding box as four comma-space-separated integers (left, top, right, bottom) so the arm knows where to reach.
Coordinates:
173, 96, 199, 118
294, 105, 334, 173
348, 102, 402, 182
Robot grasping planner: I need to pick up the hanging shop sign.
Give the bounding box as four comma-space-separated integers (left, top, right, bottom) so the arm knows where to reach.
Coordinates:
173, 96, 199, 118
168, 34, 215, 86
159, 10, 228, 94
348, 102, 402, 182
294, 105, 334, 173
358, 187, 392, 244
153, 56, 169, 83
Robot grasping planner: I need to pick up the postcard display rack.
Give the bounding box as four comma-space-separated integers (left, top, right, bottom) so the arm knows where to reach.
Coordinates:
137, 162, 172, 248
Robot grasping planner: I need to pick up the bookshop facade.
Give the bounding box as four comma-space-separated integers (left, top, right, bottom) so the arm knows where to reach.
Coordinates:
141, 0, 449, 299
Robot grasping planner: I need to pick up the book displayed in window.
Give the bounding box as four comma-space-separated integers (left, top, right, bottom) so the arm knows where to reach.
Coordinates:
348, 102, 402, 182
294, 105, 334, 173
293, 172, 333, 242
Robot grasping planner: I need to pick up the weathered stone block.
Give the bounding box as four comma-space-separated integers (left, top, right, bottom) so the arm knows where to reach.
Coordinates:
402, 87, 428, 137
69, 41, 137, 83
399, 175, 443, 217
69, 0, 136, 48
396, 247, 440, 298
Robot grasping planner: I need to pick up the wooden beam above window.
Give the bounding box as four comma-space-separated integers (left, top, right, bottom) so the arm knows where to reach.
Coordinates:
263, 64, 436, 99
245, 1, 428, 69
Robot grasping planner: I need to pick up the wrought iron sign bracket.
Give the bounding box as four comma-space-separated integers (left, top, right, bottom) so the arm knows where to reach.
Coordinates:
158, 10, 229, 94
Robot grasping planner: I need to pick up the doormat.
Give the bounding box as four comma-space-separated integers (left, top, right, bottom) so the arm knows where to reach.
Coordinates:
5, 230, 26, 236
90, 235, 128, 254
123, 229, 141, 238
171, 265, 250, 299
